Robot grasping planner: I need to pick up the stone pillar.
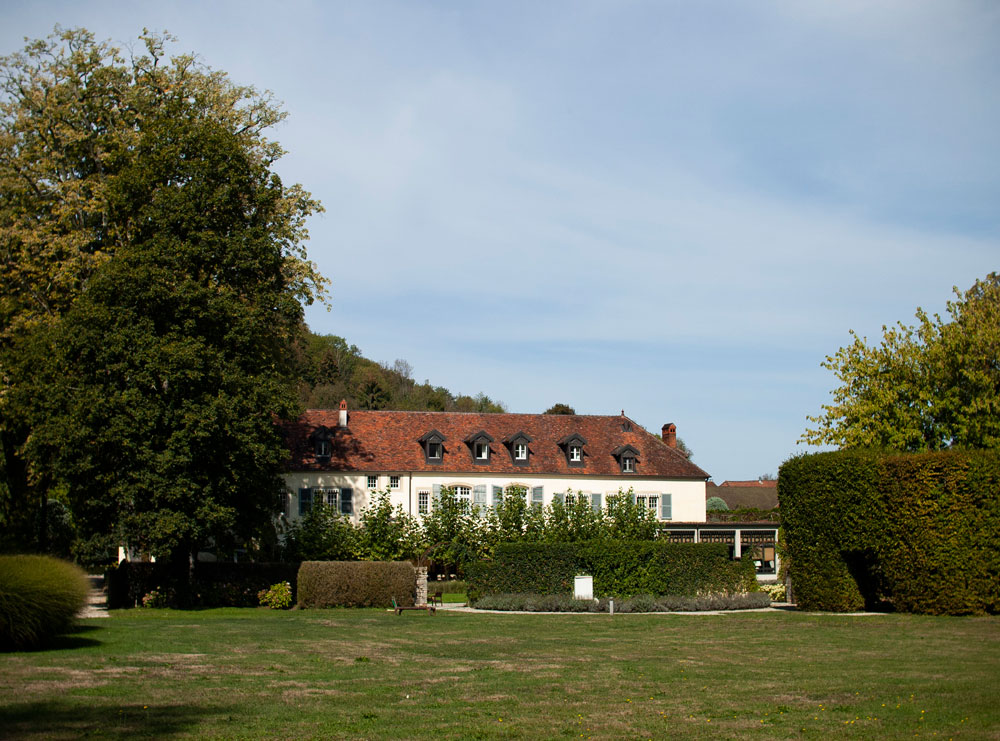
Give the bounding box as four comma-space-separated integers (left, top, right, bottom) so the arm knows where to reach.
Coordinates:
734, 528, 742, 559
415, 566, 428, 606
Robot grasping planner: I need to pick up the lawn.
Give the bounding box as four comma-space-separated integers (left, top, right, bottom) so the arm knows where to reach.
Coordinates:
1, 608, 997, 739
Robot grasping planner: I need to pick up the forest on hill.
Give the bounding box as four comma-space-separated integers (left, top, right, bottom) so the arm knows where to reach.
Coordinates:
293, 328, 507, 413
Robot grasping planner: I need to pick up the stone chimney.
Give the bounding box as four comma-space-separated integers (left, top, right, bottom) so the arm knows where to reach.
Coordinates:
662, 423, 677, 448
338, 399, 348, 427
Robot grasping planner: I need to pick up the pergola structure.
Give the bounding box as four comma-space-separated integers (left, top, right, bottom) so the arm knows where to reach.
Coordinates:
658, 522, 780, 581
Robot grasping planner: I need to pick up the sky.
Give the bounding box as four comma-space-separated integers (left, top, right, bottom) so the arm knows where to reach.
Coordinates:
3, 1, 998, 482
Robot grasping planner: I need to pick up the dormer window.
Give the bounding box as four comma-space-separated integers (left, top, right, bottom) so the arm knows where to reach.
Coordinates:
464, 430, 495, 465
504, 432, 533, 466
612, 444, 639, 474
418, 430, 446, 465
558, 433, 587, 468
309, 426, 333, 461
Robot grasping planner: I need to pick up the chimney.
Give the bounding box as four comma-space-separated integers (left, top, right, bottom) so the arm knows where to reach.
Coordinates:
338, 399, 348, 427
662, 423, 677, 448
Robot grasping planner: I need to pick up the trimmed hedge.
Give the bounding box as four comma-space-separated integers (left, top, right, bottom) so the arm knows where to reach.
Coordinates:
466, 540, 757, 601
297, 561, 416, 608
473, 592, 771, 612
106, 562, 301, 608
0, 555, 89, 650
779, 449, 1000, 615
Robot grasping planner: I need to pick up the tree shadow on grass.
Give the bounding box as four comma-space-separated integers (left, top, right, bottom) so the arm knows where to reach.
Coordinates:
0, 700, 235, 739
6, 624, 105, 653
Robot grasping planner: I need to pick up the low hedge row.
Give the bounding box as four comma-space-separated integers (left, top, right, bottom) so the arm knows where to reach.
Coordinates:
106, 562, 300, 608
473, 592, 771, 612
466, 540, 757, 601
780, 449, 1000, 615
297, 561, 416, 608
0, 555, 89, 650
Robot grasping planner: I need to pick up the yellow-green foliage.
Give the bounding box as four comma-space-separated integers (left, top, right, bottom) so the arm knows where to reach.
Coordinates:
297, 561, 416, 608
0, 555, 89, 650
779, 449, 1000, 615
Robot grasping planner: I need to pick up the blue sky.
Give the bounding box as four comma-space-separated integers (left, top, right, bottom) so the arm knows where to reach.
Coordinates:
4, 1, 998, 482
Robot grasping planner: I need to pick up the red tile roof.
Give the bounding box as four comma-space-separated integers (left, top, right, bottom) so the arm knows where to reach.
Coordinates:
283, 409, 709, 479
719, 480, 777, 488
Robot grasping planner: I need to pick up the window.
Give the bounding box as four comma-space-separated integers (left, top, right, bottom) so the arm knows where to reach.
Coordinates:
298, 487, 353, 517
636, 495, 658, 513
389, 475, 400, 489
367, 475, 378, 489
418, 491, 430, 514
558, 434, 587, 467
612, 445, 640, 474
454, 485, 471, 511
504, 432, 533, 465
475, 442, 489, 460
419, 429, 446, 464
310, 426, 333, 460
531, 486, 544, 507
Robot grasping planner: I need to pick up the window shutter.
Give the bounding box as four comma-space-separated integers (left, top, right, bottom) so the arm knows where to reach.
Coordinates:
298, 488, 312, 516
492, 485, 503, 508
660, 493, 672, 521
532, 486, 544, 506
630, 491, 637, 505
341, 487, 354, 516
591, 492, 602, 513
432, 484, 441, 506
473, 485, 487, 508
553, 491, 564, 504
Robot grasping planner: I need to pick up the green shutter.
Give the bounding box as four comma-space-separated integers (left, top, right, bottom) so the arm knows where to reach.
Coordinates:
532, 486, 544, 506
473, 485, 487, 509
591, 492, 602, 513
432, 484, 441, 507
492, 485, 503, 509
298, 487, 313, 516
341, 487, 354, 516
553, 491, 564, 504
660, 493, 672, 521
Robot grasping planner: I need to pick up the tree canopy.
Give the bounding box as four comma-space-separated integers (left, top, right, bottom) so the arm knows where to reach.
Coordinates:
0, 28, 326, 560
544, 403, 576, 415
802, 273, 1000, 451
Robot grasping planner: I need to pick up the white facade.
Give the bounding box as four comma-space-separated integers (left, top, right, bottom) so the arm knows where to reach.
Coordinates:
283, 470, 707, 523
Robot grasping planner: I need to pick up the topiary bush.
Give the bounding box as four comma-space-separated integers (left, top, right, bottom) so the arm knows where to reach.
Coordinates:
0, 555, 89, 651
780, 449, 1000, 615
297, 561, 416, 608
706, 496, 729, 511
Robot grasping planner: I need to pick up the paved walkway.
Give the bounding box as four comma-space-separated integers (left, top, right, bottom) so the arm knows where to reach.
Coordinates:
78, 574, 109, 619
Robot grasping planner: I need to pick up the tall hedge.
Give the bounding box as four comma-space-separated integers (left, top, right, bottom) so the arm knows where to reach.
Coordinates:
297, 561, 416, 608
466, 540, 757, 600
779, 449, 1000, 615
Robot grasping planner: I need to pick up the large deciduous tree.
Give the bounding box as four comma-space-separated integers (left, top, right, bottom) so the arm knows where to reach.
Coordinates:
0, 28, 326, 559
802, 274, 1000, 451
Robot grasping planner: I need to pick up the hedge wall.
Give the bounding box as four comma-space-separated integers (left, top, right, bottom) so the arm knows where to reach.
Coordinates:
466, 540, 757, 601
297, 561, 416, 608
779, 449, 1000, 615
106, 562, 300, 609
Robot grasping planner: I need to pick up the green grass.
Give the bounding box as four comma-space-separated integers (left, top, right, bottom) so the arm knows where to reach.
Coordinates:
1, 608, 997, 739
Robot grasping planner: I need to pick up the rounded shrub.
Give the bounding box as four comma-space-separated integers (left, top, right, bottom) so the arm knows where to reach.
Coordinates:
706, 496, 729, 511
0, 555, 89, 650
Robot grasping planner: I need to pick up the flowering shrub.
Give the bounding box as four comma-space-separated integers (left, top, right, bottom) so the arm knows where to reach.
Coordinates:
142, 589, 168, 608
258, 581, 292, 609
759, 583, 786, 602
